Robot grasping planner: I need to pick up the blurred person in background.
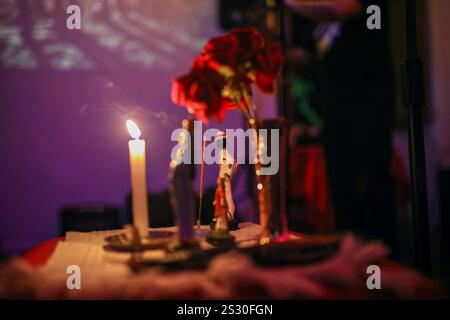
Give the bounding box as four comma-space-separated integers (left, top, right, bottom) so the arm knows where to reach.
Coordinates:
286, 0, 397, 254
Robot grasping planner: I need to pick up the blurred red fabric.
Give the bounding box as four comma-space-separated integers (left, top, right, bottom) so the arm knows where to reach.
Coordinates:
289, 145, 335, 233
22, 237, 64, 267
289, 145, 411, 233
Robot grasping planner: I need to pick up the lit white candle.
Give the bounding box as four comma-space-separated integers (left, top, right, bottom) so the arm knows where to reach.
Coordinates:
126, 120, 149, 237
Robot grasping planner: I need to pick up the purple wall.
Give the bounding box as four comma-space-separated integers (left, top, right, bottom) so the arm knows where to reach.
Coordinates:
0, 0, 246, 253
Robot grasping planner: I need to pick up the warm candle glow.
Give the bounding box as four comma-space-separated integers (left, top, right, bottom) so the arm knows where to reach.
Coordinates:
126, 120, 141, 139
126, 119, 149, 237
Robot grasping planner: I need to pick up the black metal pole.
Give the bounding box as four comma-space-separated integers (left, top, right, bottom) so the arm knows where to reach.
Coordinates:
276, 0, 288, 117
401, 0, 431, 273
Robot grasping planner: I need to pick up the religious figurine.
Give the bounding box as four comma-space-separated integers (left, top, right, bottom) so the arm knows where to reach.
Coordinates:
168, 117, 198, 250
207, 132, 238, 246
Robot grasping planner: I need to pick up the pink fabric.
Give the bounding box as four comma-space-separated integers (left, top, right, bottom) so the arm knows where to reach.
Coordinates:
2, 235, 447, 299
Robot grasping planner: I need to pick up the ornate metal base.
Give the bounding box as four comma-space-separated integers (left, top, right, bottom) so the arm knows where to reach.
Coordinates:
206, 229, 235, 247
210, 218, 239, 231
104, 230, 175, 252
167, 239, 201, 252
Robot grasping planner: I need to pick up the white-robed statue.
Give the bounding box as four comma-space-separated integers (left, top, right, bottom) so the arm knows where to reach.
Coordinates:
207, 131, 238, 246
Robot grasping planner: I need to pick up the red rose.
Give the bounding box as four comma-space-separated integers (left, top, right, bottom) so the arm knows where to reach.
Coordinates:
203, 28, 270, 95
171, 54, 235, 122
203, 33, 240, 66
172, 28, 284, 122
253, 44, 284, 93
204, 28, 264, 65
230, 28, 265, 61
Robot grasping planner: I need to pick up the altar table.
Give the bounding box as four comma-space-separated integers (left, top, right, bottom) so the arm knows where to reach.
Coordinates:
12, 224, 447, 300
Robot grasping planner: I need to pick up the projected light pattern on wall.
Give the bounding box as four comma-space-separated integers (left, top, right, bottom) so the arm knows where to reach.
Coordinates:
0, 0, 217, 70
0, 0, 250, 253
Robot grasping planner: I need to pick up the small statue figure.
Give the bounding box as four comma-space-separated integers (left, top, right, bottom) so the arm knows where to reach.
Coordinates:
168, 117, 198, 250
207, 132, 238, 246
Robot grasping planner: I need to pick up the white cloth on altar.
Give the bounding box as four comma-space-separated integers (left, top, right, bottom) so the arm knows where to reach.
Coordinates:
42, 223, 282, 284
0, 224, 446, 299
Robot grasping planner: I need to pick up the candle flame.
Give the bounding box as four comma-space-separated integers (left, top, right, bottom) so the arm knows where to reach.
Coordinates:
126, 120, 141, 139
